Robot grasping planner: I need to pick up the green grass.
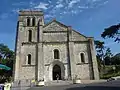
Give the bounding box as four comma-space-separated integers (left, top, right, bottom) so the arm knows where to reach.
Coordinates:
100, 71, 120, 79
100, 65, 120, 79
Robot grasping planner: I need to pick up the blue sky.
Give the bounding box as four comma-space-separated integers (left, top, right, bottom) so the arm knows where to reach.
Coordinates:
0, 0, 120, 54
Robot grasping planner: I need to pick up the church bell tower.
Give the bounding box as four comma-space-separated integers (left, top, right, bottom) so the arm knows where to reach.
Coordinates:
14, 11, 44, 81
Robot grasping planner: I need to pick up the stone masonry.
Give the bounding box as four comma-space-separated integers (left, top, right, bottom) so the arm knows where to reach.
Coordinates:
13, 10, 99, 84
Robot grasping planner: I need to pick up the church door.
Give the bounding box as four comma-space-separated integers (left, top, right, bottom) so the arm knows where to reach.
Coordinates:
53, 64, 61, 80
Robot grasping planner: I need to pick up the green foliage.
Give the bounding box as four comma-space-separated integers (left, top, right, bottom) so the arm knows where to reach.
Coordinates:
94, 40, 105, 49
104, 48, 113, 65
104, 48, 113, 57
100, 65, 120, 79
0, 43, 14, 69
111, 54, 120, 65
101, 72, 120, 79
0, 43, 14, 83
101, 24, 120, 42
94, 40, 105, 60
104, 56, 111, 65
94, 40, 114, 65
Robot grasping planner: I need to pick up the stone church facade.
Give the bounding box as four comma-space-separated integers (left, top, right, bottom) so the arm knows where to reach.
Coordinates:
13, 11, 99, 82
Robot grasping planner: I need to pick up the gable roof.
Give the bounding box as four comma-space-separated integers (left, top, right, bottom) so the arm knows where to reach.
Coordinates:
43, 19, 88, 39
43, 19, 68, 28
72, 29, 87, 38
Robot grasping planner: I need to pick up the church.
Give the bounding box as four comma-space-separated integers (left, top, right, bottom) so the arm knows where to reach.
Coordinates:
13, 11, 99, 83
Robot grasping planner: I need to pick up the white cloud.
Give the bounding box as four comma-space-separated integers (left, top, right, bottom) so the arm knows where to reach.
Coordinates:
34, 2, 49, 10
57, 0, 63, 4
12, 2, 26, 6
78, 6, 89, 9
49, 1, 64, 15
48, 0, 52, 4
79, 10, 83, 13
55, 4, 64, 8
11, 0, 108, 20
59, 11, 68, 15
0, 13, 9, 19
92, 0, 99, 2
85, 0, 109, 8
68, 0, 80, 8
93, 0, 109, 8
12, 8, 20, 13
30, 1, 35, 7
63, 11, 67, 14
71, 10, 79, 15
44, 14, 53, 19
65, 0, 69, 3
103, 1, 109, 5
50, 8, 56, 14
87, 0, 101, 3
59, 0, 63, 2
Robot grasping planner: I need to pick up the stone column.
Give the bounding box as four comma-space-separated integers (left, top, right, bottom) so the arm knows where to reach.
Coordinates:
67, 26, 75, 80
38, 43, 44, 81
69, 42, 75, 80
14, 21, 22, 81
88, 38, 99, 80
36, 18, 44, 81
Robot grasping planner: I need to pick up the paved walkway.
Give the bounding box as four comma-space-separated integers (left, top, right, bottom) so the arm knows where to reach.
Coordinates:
27, 80, 120, 90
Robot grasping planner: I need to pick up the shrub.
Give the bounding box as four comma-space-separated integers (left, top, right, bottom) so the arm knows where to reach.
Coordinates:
101, 71, 120, 79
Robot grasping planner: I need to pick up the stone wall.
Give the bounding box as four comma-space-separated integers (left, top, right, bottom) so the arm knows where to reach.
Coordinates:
71, 42, 91, 80
43, 21, 67, 32
20, 66, 35, 80
74, 43, 89, 64
18, 45, 36, 80
14, 11, 44, 81
43, 43, 68, 81
71, 30, 88, 41
43, 32, 67, 42
75, 64, 90, 79
14, 11, 99, 82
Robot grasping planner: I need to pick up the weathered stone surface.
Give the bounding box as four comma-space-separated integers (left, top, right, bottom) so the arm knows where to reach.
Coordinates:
43, 21, 67, 31
14, 11, 99, 84
71, 30, 88, 41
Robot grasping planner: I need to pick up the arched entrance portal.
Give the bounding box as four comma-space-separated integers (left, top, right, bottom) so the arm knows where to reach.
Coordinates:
53, 64, 61, 80
48, 60, 65, 81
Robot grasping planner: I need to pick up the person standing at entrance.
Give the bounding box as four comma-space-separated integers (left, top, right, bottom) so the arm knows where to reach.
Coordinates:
56, 74, 59, 83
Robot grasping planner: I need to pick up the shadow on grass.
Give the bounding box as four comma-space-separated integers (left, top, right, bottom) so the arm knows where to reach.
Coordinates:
66, 86, 120, 90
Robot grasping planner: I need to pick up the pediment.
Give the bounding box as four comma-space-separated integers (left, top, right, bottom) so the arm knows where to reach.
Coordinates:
43, 19, 89, 41
43, 20, 67, 32
72, 30, 88, 41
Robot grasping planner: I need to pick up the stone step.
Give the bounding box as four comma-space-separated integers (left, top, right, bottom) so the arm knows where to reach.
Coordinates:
45, 80, 73, 86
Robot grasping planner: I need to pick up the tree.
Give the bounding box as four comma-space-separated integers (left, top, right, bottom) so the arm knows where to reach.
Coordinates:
94, 40, 105, 62
94, 40, 106, 74
104, 48, 113, 65
104, 56, 111, 65
104, 48, 113, 57
96, 55, 102, 72
101, 24, 120, 42
0, 43, 14, 77
111, 53, 120, 65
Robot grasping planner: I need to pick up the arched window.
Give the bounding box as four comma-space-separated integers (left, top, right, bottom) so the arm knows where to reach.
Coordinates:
27, 17, 30, 26
81, 53, 85, 63
28, 30, 32, 42
54, 49, 59, 59
32, 17, 35, 26
27, 54, 31, 65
